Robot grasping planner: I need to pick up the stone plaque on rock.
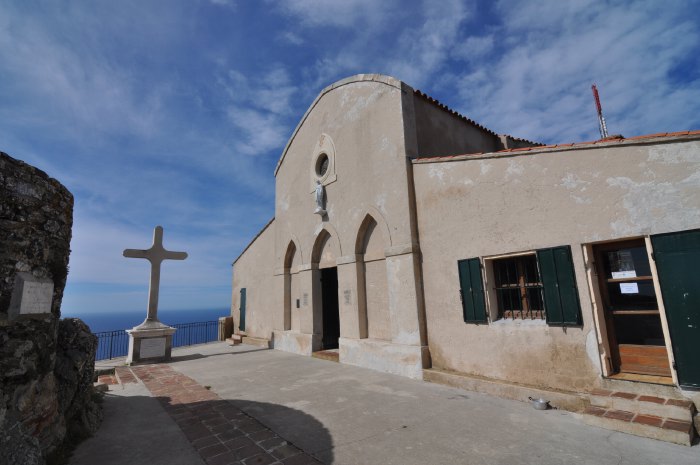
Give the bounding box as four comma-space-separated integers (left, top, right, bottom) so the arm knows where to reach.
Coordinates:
140, 337, 167, 359
8, 272, 54, 319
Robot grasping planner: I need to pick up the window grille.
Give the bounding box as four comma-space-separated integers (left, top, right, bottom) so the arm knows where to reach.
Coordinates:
492, 255, 545, 320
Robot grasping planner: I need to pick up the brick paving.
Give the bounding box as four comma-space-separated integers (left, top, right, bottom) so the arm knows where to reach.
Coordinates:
584, 387, 695, 439
114, 364, 321, 465
583, 406, 693, 433
590, 388, 695, 409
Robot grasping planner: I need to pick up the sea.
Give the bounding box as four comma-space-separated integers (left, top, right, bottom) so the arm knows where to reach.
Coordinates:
62, 308, 230, 334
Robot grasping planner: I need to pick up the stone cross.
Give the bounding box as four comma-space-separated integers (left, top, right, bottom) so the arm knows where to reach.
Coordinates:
123, 226, 187, 326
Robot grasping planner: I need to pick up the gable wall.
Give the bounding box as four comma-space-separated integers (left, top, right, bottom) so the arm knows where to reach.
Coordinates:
274, 77, 414, 263
413, 95, 501, 157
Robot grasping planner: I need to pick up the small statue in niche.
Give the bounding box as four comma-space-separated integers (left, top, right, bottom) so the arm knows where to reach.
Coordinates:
314, 180, 327, 216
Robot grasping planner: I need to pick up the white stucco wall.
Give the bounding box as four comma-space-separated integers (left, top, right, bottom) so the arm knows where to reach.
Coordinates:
231, 220, 276, 339
413, 137, 700, 392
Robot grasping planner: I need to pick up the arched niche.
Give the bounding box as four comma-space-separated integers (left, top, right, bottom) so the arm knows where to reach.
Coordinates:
355, 214, 390, 341
283, 240, 299, 331
311, 226, 341, 269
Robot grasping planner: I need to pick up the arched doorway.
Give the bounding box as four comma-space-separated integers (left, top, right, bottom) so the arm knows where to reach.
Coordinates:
312, 229, 341, 350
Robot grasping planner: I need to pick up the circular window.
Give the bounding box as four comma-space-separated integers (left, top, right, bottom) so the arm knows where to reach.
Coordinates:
315, 153, 329, 177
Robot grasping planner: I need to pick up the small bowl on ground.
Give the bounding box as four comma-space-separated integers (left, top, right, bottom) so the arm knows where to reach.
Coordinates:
528, 397, 550, 410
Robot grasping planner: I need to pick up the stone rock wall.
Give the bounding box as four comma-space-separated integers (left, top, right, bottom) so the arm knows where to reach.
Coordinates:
54, 318, 102, 440
0, 151, 100, 464
0, 152, 72, 318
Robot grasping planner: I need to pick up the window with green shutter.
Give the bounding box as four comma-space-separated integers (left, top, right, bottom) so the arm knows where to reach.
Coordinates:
491, 254, 545, 320
536, 246, 582, 326
457, 258, 488, 323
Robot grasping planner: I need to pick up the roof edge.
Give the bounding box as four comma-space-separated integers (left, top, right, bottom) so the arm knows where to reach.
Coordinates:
232, 217, 275, 266
413, 89, 499, 138
412, 130, 700, 164
273, 74, 405, 177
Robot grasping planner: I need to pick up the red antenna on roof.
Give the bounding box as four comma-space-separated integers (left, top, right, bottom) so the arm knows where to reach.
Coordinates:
591, 84, 609, 139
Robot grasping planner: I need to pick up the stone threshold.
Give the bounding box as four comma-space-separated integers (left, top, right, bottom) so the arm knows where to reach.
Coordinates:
241, 336, 271, 348
311, 349, 339, 363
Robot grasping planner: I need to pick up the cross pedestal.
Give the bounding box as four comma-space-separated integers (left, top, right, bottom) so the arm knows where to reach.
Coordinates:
123, 226, 187, 364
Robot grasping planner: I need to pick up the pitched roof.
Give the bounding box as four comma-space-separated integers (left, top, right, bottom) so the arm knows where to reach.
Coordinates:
413, 130, 700, 163
413, 89, 542, 147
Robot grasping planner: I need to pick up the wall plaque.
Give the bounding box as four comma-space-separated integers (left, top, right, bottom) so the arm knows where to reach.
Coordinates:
140, 337, 167, 359
8, 272, 54, 318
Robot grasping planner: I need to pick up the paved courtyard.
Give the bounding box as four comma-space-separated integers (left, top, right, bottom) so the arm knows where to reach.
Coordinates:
72, 342, 699, 465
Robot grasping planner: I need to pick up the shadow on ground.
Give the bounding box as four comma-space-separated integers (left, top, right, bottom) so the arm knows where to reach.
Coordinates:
169, 347, 269, 363
71, 390, 333, 465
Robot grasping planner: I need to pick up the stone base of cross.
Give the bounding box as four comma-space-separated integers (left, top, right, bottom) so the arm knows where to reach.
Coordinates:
122, 225, 187, 364
125, 326, 177, 365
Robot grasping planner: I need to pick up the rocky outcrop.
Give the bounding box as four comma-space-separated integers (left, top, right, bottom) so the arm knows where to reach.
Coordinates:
0, 408, 45, 465
54, 318, 102, 440
1, 151, 100, 464
0, 151, 72, 319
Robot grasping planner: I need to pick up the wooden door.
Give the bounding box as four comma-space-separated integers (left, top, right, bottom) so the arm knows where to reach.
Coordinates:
593, 239, 671, 378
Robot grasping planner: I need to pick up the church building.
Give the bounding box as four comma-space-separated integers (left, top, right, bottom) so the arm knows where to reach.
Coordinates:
230, 75, 700, 438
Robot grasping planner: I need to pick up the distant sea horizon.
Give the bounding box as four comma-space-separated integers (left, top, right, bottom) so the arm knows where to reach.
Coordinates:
62, 307, 230, 333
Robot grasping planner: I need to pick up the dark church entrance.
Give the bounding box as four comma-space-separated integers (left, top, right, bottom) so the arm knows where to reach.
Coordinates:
320, 267, 340, 350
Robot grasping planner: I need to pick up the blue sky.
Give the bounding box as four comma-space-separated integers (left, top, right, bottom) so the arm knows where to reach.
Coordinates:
2, 0, 699, 315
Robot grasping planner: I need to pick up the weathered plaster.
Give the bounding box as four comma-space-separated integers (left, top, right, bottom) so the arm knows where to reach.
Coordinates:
413, 140, 700, 392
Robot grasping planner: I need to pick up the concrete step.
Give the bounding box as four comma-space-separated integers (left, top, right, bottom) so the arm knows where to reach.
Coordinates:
241, 336, 271, 348
423, 367, 587, 412
589, 388, 695, 422
582, 405, 694, 446
600, 376, 681, 399
311, 350, 339, 363
225, 335, 242, 345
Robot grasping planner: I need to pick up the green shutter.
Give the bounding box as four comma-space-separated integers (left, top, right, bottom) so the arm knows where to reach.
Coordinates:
239, 288, 247, 331
651, 230, 700, 389
537, 246, 582, 326
457, 258, 487, 323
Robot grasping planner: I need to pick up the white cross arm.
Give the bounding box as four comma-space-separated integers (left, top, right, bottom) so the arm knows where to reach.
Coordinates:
164, 251, 188, 260
123, 249, 149, 259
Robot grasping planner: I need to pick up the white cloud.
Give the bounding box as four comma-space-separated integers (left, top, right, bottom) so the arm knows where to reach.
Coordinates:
219, 66, 299, 156
386, 0, 472, 88
272, 0, 398, 29
444, 0, 700, 143
286, 0, 474, 90
0, 3, 171, 140
279, 31, 305, 45
451, 34, 494, 62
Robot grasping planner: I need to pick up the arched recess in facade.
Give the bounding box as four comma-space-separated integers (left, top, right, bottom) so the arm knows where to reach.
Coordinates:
310, 225, 342, 267
283, 239, 301, 331
354, 211, 392, 340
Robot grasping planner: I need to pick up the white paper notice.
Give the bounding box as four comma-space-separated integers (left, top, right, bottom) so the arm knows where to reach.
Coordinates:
612, 270, 637, 279
620, 283, 639, 294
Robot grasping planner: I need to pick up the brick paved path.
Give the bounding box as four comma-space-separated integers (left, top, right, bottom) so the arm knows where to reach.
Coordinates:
113, 365, 321, 465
